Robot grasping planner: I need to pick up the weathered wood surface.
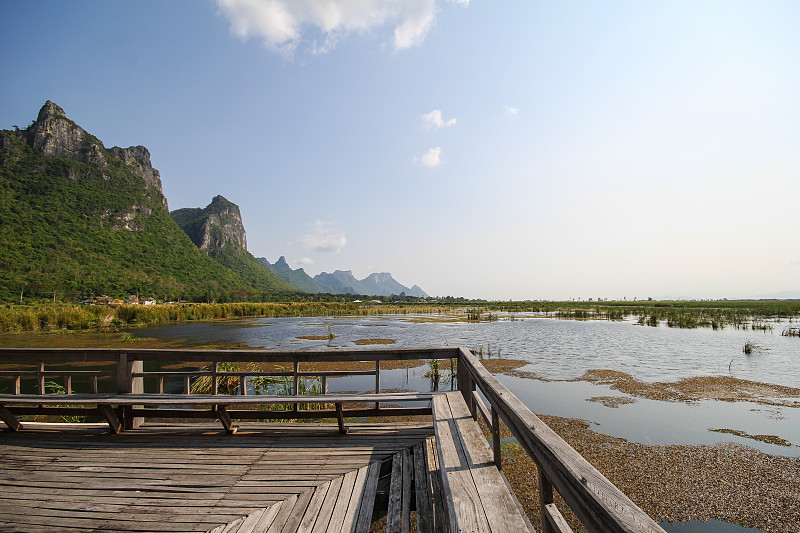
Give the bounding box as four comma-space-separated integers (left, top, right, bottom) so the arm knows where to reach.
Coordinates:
0, 422, 432, 532
433, 391, 534, 533
0, 346, 459, 363
0, 392, 433, 406
457, 347, 666, 533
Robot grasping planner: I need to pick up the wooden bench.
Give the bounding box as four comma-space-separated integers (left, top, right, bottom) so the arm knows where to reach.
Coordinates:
432, 391, 534, 533
0, 392, 433, 435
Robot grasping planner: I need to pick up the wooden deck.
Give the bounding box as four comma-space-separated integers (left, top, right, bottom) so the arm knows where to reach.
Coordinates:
0, 421, 433, 533
0, 346, 667, 533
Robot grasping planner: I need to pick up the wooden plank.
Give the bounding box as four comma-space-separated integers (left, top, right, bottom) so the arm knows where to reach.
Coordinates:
353, 460, 381, 533
339, 464, 369, 533
432, 393, 490, 533
444, 391, 532, 532
544, 503, 575, 533
326, 468, 359, 533
0, 392, 433, 405
277, 487, 316, 533
265, 494, 299, 533
217, 516, 246, 533
425, 437, 448, 533
0, 346, 459, 364
387, 451, 404, 533
412, 442, 433, 533
248, 502, 284, 533
296, 480, 331, 533
401, 448, 411, 533
309, 475, 344, 533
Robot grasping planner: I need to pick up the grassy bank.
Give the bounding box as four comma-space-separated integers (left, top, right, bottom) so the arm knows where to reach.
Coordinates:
0, 302, 364, 333
2, 300, 799, 334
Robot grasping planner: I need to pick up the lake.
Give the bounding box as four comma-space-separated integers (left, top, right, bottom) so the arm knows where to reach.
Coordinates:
135, 312, 800, 458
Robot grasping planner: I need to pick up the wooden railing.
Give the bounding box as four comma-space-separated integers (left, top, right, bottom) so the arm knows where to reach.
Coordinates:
456, 346, 665, 533
0, 346, 665, 532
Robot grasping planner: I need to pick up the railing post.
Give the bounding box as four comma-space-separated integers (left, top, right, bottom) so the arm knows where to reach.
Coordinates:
212, 362, 219, 395
538, 464, 556, 533
13, 375, 21, 395
293, 362, 300, 413
37, 362, 45, 395
116, 352, 143, 429
375, 360, 381, 410
456, 352, 476, 419
492, 406, 502, 470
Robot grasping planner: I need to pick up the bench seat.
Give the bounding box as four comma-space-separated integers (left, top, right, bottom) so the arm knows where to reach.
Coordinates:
0, 392, 432, 435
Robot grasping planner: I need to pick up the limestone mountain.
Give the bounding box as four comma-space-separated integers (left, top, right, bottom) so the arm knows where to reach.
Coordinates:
256, 256, 329, 294
313, 270, 362, 295
0, 101, 296, 302
171, 195, 247, 254
170, 197, 295, 295
310, 269, 428, 297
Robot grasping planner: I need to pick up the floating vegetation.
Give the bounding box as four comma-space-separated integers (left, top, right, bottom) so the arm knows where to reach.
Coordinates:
297, 323, 336, 341
465, 308, 483, 321
471, 344, 502, 359
586, 396, 637, 408
781, 327, 800, 338
709, 428, 791, 447
743, 341, 767, 355
353, 338, 395, 345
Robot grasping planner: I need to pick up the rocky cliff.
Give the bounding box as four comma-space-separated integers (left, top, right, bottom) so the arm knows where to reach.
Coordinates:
24, 100, 168, 213
171, 195, 247, 254
171, 196, 296, 295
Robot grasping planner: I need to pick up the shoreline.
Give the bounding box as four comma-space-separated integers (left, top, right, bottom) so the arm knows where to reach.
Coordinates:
492, 414, 800, 532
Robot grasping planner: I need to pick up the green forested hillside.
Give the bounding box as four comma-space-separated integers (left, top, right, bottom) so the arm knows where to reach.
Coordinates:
0, 103, 298, 303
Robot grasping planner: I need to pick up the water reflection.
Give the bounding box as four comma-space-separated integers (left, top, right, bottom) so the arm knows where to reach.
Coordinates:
135, 314, 800, 456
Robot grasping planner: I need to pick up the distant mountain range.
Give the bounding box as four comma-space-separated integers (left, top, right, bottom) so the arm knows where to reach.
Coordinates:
258, 257, 429, 298
0, 101, 430, 302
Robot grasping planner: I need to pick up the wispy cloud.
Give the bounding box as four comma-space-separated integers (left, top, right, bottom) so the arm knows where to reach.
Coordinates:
298, 220, 347, 252
216, 0, 468, 55
422, 109, 456, 129
415, 147, 442, 167
503, 105, 519, 118
297, 257, 315, 266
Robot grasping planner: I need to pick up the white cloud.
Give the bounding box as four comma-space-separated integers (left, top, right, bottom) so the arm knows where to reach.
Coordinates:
503, 105, 519, 118
422, 109, 456, 129
297, 257, 315, 266
298, 220, 347, 252
216, 0, 459, 54
416, 147, 442, 167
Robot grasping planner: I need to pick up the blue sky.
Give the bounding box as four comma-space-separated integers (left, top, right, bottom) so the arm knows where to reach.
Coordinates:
2, 1, 799, 300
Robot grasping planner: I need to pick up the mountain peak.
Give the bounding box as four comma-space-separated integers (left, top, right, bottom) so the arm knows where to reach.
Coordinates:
27, 100, 105, 165
276, 256, 289, 266
37, 100, 67, 122
171, 196, 247, 253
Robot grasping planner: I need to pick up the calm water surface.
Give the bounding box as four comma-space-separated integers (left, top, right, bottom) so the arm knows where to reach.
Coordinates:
136, 313, 800, 457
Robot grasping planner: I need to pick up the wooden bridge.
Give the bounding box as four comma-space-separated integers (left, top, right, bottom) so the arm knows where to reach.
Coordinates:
0, 346, 666, 533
